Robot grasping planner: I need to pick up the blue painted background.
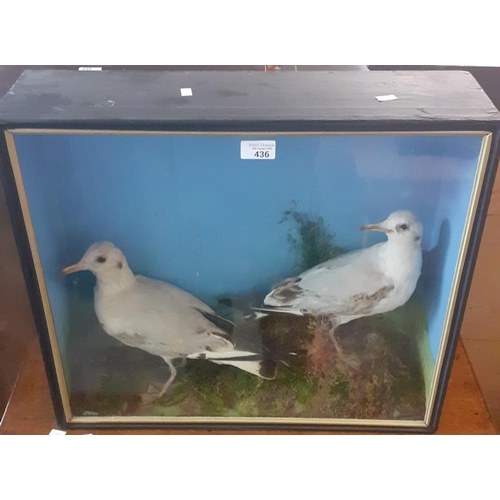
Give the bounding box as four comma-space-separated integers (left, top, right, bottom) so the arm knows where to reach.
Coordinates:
13, 133, 482, 367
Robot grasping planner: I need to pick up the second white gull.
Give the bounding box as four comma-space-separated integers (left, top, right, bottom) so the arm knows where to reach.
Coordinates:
257, 210, 423, 353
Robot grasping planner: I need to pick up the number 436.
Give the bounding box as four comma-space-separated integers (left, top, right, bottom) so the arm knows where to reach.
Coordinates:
254, 150, 270, 158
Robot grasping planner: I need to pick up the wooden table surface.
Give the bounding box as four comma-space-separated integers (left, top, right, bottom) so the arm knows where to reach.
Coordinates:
0, 336, 496, 434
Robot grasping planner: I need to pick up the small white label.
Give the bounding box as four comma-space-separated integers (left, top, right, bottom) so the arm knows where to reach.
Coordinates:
78, 67, 102, 72
241, 140, 276, 160
180, 88, 193, 96
376, 94, 398, 102
82, 410, 99, 416
49, 429, 66, 435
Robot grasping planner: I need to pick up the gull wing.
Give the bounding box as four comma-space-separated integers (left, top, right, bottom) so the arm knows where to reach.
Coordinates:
265, 243, 395, 316
103, 276, 235, 356
116, 276, 269, 358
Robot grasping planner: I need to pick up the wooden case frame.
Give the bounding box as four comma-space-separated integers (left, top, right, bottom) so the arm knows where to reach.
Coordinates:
0, 70, 499, 432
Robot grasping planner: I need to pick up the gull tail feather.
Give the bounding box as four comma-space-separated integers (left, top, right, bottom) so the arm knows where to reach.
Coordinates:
186, 350, 278, 379
210, 358, 278, 380
249, 306, 306, 318
218, 297, 306, 321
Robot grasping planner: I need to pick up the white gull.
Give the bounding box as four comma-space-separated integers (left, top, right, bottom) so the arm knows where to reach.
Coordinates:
257, 210, 423, 353
62, 242, 276, 398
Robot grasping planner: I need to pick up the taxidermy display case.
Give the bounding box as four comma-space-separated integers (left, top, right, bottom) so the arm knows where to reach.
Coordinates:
0, 69, 499, 432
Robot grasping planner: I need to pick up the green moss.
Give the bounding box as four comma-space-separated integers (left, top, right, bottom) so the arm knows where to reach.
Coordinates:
151, 405, 182, 417
280, 367, 319, 406
233, 370, 261, 395
280, 200, 344, 272
233, 399, 260, 417
329, 371, 350, 401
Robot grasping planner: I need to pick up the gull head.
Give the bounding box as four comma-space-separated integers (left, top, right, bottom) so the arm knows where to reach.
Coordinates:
360, 210, 423, 245
62, 242, 133, 284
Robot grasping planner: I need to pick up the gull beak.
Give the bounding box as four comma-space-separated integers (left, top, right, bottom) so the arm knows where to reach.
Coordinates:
61, 262, 84, 275
360, 223, 387, 233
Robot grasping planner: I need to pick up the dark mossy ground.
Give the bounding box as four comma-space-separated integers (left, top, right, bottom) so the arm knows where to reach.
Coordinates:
70, 204, 428, 421
70, 297, 427, 421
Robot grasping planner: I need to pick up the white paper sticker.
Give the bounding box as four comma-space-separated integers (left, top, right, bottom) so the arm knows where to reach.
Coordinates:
180, 88, 193, 96
78, 67, 102, 72
240, 140, 276, 160
49, 429, 66, 435
375, 94, 398, 102
82, 410, 99, 416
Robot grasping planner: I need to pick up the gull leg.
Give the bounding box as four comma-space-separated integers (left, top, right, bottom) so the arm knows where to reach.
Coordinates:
177, 357, 187, 369
328, 319, 343, 355
329, 331, 344, 356
328, 318, 361, 370
158, 357, 177, 398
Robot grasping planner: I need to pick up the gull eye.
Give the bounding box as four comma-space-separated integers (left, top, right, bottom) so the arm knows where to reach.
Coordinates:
398, 223, 409, 231
96, 256, 107, 263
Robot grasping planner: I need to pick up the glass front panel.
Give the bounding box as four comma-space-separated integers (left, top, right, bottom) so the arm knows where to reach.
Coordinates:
11, 132, 485, 424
